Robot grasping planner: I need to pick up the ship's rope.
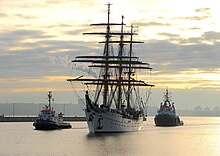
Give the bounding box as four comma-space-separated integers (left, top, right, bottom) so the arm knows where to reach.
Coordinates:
70, 63, 75, 77
69, 80, 86, 112
144, 87, 152, 106
143, 87, 153, 115
68, 63, 87, 112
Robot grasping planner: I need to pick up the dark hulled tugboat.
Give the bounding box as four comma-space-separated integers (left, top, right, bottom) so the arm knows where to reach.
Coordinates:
33, 91, 72, 130
154, 89, 183, 126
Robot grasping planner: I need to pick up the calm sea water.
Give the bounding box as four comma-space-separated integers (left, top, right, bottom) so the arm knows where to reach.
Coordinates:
0, 116, 220, 156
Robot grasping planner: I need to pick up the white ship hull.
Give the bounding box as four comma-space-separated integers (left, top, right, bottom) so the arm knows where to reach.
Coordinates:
85, 110, 143, 134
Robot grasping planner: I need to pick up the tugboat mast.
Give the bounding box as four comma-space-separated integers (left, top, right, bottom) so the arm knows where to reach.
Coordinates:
48, 91, 53, 109
164, 88, 170, 102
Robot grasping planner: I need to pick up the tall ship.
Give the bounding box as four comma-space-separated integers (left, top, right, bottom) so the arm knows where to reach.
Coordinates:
154, 89, 184, 126
67, 4, 154, 134
33, 91, 72, 130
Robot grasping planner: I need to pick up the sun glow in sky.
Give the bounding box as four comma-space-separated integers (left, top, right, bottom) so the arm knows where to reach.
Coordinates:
1, 0, 220, 108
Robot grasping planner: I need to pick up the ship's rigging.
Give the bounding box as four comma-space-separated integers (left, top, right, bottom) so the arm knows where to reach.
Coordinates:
67, 3, 154, 112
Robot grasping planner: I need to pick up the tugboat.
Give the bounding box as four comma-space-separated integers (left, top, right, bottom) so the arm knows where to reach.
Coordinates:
154, 89, 184, 126
67, 4, 154, 134
33, 91, 72, 130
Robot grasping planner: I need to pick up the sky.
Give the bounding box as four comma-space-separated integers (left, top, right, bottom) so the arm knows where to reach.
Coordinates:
1, 0, 220, 110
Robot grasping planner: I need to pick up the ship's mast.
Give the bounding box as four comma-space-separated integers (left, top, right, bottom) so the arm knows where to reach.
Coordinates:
103, 3, 111, 106
117, 15, 124, 109
127, 25, 134, 109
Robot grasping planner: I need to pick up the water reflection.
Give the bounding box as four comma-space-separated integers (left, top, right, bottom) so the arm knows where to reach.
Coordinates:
0, 117, 220, 156
85, 132, 140, 156
82, 117, 220, 156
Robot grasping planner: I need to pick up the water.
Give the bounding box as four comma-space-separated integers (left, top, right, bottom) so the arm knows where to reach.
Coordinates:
0, 116, 220, 156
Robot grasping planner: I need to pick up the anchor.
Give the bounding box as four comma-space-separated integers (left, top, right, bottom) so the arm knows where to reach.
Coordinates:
97, 118, 103, 130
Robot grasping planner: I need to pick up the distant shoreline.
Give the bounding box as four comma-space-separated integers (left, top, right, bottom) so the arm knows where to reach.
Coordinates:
0, 116, 86, 122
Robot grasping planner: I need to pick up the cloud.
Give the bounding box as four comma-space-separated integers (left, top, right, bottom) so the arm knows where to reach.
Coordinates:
0, 13, 8, 17
64, 27, 88, 36
153, 31, 220, 45
176, 37, 202, 44
202, 31, 220, 41
1, 27, 220, 92
0, 0, 219, 98
0, 87, 72, 93
48, 55, 71, 67
133, 22, 172, 27
73, 65, 97, 78
150, 69, 220, 89
14, 14, 38, 19
173, 7, 211, 21
157, 33, 180, 38
176, 16, 210, 21
0, 30, 54, 43
136, 35, 220, 74
187, 27, 201, 30
195, 8, 211, 13
0, 28, 85, 79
